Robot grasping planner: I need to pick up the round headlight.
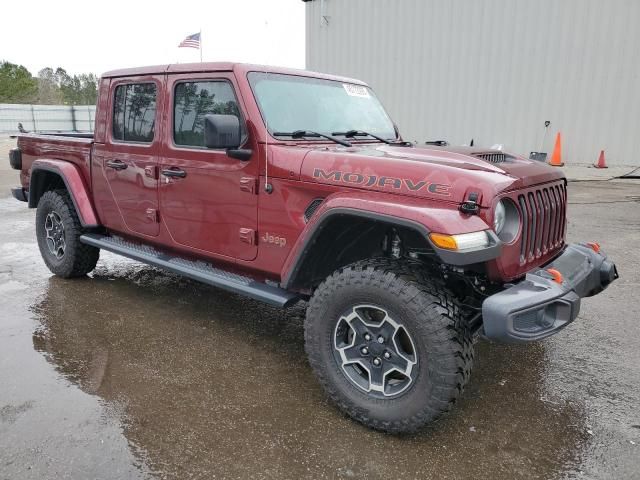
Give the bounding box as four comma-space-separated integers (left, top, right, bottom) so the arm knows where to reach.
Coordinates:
494, 199, 520, 242
494, 200, 506, 234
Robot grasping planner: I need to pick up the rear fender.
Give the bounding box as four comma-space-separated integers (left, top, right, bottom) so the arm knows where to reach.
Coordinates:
28, 159, 99, 227
281, 191, 499, 289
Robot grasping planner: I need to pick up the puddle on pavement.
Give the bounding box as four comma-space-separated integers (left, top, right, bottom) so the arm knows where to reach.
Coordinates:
27, 261, 589, 479
0, 193, 603, 479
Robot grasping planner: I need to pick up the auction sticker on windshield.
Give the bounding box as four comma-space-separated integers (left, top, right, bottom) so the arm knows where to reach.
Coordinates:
343, 83, 370, 98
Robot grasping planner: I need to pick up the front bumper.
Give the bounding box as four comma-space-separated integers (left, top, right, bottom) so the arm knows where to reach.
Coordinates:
482, 243, 617, 343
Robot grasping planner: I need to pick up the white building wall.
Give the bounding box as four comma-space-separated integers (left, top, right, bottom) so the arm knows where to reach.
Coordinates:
306, 0, 640, 165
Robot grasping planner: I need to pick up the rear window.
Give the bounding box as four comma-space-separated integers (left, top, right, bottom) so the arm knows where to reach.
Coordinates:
173, 81, 244, 147
112, 83, 157, 143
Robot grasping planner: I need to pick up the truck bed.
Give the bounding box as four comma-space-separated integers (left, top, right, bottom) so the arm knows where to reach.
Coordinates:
17, 133, 94, 192
32, 131, 94, 139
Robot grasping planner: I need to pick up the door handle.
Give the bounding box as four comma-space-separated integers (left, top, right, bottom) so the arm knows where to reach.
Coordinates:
106, 159, 128, 170
161, 168, 187, 178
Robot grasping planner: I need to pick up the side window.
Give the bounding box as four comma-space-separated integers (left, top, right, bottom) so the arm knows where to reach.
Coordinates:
112, 83, 157, 143
173, 81, 245, 147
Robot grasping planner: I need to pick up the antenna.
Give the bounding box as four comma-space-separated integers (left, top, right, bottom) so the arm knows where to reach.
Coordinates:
264, 80, 272, 194
263, 20, 273, 194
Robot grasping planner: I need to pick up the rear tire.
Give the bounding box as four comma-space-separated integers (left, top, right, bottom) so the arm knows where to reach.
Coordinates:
304, 258, 473, 433
36, 189, 99, 278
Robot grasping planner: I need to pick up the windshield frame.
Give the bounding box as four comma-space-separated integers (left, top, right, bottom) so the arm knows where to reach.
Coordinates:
246, 71, 399, 144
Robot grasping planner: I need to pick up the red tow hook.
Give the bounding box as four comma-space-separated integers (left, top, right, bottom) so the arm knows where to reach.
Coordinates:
546, 268, 564, 284
586, 242, 601, 253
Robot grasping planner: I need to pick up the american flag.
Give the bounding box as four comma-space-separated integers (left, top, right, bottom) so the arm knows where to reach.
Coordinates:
178, 32, 201, 49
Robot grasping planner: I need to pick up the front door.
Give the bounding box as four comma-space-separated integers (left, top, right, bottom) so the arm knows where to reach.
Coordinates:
96, 76, 164, 238
159, 73, 258, 261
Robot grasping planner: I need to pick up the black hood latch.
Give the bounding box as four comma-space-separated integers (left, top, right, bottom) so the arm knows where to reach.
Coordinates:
459, 192, 480, 215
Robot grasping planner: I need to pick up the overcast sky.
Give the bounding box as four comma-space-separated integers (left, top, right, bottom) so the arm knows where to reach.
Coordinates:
2, 0, 305, 76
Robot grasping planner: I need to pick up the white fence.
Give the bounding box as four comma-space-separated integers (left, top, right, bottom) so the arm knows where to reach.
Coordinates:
0, 104, 96, 133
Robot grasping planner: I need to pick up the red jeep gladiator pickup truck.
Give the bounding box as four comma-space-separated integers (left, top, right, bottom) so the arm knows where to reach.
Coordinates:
9, 62, 617, 433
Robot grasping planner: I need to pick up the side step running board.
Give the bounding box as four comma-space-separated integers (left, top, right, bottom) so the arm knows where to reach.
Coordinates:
80, 234, 299, 308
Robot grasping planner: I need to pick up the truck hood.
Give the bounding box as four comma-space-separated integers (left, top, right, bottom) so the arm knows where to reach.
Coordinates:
296, 143, 565, 207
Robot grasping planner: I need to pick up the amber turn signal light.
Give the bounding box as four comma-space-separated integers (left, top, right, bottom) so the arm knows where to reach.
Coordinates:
429, 231, 490, 251
429, 233, 458, 250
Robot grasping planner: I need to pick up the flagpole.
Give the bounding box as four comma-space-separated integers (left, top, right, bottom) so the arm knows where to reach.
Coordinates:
199, 29, 203, 62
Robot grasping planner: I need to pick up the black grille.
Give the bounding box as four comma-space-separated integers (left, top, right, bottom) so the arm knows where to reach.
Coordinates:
473, 152, 508, 163
304, 198, 324, 222
517, 183, 567, 265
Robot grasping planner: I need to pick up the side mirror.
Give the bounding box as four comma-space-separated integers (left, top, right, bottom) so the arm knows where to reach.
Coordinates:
204, 114, 241, 149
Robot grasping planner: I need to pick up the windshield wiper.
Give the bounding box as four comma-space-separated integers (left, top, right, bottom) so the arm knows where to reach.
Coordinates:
332, 130, 392, 144
333, 130, 412, 146
273, 130, 352, 147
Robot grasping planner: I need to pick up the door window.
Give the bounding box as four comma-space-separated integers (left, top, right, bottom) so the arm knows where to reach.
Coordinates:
112, 83, 157, 143
173, 81, 245, 147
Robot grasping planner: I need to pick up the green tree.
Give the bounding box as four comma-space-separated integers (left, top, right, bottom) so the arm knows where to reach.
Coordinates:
34, 67, 98, 105
56, 69, 97, 105
37, 67, 63, 104
77, 73, 98, 104
0, 61, 37, 103
0, 62, 98, 105
56, 68, 77, 104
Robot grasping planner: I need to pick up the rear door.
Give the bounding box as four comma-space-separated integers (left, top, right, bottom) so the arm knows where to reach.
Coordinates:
96, 75, 163, 237
158, 73, 258, 261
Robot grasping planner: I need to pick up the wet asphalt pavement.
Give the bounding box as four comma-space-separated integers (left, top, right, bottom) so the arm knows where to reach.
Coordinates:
1, 136, 639, 479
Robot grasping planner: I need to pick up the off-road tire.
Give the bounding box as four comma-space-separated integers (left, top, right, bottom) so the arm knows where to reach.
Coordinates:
36, 189, 99, 277
304, 258, 473, 433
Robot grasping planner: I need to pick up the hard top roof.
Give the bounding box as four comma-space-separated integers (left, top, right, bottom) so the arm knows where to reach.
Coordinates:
100, 62, 367, 85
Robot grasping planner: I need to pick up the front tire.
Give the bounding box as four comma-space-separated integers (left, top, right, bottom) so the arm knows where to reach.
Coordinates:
304, 259, 473, 433
36, 189, 99, 278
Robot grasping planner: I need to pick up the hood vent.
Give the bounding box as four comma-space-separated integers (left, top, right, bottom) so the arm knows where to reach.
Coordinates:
472, 152, 509, 163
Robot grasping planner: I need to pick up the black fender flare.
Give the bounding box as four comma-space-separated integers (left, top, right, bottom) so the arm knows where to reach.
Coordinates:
28, 160, 99, 227
281, 207, 501, 290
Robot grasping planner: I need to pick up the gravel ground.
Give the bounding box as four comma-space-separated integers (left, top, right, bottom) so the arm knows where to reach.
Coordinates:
0, 136, 639, 479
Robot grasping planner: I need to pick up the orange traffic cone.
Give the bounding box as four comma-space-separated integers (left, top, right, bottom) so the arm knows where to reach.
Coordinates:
594, 150, 608, 168
549, 132, 564, 167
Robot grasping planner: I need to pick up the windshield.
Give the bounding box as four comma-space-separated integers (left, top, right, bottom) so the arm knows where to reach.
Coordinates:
248, 72, 397, 141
